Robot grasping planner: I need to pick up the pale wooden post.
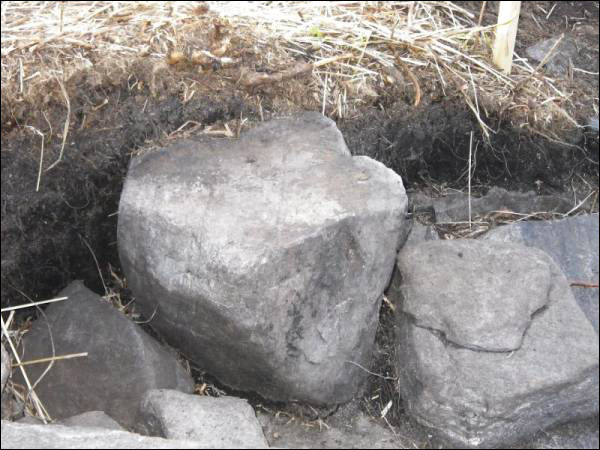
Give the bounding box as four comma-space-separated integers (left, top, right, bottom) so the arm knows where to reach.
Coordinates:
492, 1, 521, 74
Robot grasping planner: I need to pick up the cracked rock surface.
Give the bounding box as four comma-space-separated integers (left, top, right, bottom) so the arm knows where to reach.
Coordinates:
389, 240, 599, 448
118, 112, 408, 405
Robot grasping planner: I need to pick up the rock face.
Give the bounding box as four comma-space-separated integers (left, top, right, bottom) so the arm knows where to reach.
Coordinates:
0, 421, 205, 449
118, 112, 408, 404
389, 240, 599, 448
484, 213, 599, 333
17, 281, 194, 428
138, 390, 268, 448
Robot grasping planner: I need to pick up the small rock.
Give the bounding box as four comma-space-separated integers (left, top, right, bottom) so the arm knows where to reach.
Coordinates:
137, 390, 268, 449
59, 411, 124, 431
16, 281, 194, 429
118, 112, 408, 404
526, 36, 579, 77
1, 420, 205, 449
432, 187, 572, 223
483, 213, 599, 332
389, 240, 599, 448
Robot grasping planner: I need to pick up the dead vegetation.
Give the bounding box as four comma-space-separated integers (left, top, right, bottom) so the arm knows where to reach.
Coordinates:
1, 1, 596, 142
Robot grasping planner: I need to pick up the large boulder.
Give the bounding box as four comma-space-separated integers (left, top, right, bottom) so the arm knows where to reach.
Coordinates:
0, 421, 205, 449
17, 281, 194, 428
118, 112, 408, 404
389, 240, 599, 448
483, 213, 599, 332
137, 390, 268, 448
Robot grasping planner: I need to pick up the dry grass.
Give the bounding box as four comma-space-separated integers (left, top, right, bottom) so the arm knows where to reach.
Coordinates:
1, 1, 590, 142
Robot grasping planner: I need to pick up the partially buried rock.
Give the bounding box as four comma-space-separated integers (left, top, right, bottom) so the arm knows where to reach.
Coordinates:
118, 112, 408, 404
17, 281, 194, 429
388, 240, 599, 448
137, 390, 268, 449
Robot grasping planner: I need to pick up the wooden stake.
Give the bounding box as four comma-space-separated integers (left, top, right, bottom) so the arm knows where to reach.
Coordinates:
492, 1, 521, 74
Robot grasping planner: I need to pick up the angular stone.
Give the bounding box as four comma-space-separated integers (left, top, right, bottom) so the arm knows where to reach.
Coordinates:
484, 213, 599, 333
59, 411, 124, 431
118, 112, 408, 404
1, 421, 205, 449
17, 281, 194, 429
431, 187, 572, 223
137, 390, 268, 448
390, 240, 599, 448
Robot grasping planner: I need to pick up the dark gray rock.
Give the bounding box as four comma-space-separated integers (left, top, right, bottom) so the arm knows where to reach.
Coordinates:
1, 420, 205, 449
17, 281, 194, 429
432, 187, 572, 223
526, 36, 579, 77
389, 240, 599, 448
59, 411, 124, 431
118, 112, 408, 405
483, 213, 599, 333
138, 390, 268, 448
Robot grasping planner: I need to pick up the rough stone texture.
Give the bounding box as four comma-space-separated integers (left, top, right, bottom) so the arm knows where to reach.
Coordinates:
17, 281, 194, 429
526, 36, 579, 77
518, 416, 600, 449
389, 240, 599, 448
402, 222, 439, 249
258, 410, 401, 449
1, 343, 11, 420
1, 343, 8, 395
118, 112, 408, 404
59, 411, 124, 431
430, 187, 572, 223
484, 213, 599, 333
1, 421, 206, 449
138, 389, 268, 448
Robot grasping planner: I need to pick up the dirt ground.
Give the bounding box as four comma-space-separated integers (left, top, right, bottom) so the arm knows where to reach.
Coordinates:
1, 1, 598, 446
